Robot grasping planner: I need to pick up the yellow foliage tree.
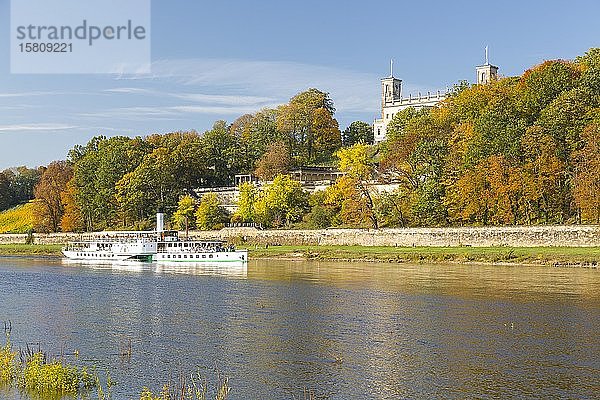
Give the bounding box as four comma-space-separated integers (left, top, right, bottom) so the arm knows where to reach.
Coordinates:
574, 123, 600, 223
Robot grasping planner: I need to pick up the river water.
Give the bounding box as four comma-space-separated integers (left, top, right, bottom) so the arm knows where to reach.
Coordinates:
0, 256, 598, 399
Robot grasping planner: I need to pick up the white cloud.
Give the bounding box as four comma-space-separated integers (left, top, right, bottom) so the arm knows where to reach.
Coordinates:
169, 104, 280, 115
0, 123, 78, 132
170, 93, 275, 106
103, 88, 155, 95
0, 91, 59, 98
103, 87, 276, 107
115, 58, 386, 114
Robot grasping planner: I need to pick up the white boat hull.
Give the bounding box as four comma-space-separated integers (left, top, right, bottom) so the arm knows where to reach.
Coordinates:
62, 250, 153, 261
152, 250, 248, 265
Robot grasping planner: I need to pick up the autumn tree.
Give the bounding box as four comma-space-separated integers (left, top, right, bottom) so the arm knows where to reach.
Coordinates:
172, 195, 197, 232
33, 161, 73, 232
446, 155, 523, 225
195, 192, 229, 230
335, 144, 379, 228
574, 123, 600, 223
519, 127, 566, 224
323, 176, 370, 227
60, 178, 84, 232
254, 141, 292, 181
277, 88, 341, 164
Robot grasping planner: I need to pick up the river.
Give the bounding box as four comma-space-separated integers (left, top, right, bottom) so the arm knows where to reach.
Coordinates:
0, 256, 598, 399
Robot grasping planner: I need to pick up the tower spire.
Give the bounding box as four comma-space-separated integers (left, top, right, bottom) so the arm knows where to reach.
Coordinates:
390, 59, 394, 77
485, 46, 489, 65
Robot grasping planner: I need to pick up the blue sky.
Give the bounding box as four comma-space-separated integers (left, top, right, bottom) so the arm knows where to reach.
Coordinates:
1, 0, 599, 169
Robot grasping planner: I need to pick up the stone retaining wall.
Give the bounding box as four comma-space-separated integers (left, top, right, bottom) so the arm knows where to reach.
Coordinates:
4, 225, 599, 247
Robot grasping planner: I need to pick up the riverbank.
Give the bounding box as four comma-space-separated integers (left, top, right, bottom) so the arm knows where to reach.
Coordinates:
0, 244, 63, 255
250, 245, 600, 267
1, 243, 599, 267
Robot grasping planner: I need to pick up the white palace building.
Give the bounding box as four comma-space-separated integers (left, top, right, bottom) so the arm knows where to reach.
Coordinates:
373, 50, 498, 143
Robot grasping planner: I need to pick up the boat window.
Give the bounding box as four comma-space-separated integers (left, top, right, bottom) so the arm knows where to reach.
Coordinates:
178, 255, 182, 258
184, 255, 187, 258
202, 255, 206, 258
196, 255, 199, 259
209, 254, 213, 258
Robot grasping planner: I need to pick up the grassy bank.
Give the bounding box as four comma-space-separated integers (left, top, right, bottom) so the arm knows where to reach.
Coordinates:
0, 244, 63, 256
0, 243, 599, 267
248, 245, 600, 267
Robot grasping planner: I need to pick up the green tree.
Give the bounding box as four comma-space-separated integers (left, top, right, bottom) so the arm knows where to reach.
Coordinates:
254, 175, 309, 227
342, 121, 374, 146
70, 136, 149, 230
115, 147, 178, 226
518, 59, 580, 121
385, 107, 429, 142
202, 121, 238, 186
235, 182, 259, 223
305, 190, 337, 228
2, 166, 42, 208
375, 188, 414, 228
241, 108, 284, 172
195, 192, 229, 230
0, 172, 12, 211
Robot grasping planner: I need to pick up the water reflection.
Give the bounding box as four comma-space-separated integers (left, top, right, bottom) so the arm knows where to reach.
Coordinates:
61, 259, 248, 278
249, 260, 600, 301
0, 257, 598, 399
155, 264, 247, 278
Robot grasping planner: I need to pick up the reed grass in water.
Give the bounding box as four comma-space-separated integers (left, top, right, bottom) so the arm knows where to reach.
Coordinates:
1, 333, 230, 400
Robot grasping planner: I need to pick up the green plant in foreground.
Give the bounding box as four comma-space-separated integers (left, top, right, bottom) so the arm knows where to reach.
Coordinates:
18, 352, 96, 395
0, 335, 18, 384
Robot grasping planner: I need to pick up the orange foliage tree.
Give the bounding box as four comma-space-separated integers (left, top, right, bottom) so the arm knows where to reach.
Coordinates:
33, 161, 73, 232
60, 178, 84, 232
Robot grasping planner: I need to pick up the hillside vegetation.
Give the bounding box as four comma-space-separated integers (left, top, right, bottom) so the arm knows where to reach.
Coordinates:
5, 48, 600, 232
0, 203, 34, 234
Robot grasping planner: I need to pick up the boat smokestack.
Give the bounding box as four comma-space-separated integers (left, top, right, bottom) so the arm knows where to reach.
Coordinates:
156, 212, 164, 233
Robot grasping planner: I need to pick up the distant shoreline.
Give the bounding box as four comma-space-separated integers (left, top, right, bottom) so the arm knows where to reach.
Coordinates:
0, 244, 598, 268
